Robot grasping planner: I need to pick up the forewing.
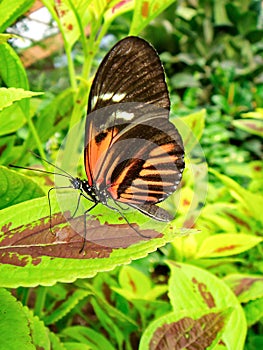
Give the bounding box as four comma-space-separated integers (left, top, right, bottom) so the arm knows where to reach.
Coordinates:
88, 36, 170, 113
85, 36, 170, 185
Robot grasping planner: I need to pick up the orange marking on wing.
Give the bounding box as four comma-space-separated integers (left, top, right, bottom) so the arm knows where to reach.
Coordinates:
149, 143, 175, 157
85, 126, 118, 184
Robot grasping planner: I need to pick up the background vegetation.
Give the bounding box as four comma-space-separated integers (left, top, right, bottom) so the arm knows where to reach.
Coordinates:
0, 0, 262, 349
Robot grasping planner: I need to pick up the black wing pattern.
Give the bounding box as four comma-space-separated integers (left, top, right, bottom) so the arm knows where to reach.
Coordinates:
85, 36, 184, 221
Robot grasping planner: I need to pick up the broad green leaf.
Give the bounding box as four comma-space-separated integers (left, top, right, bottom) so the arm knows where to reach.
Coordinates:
0, 288, 34, 350
0, 167, 45, 209
209, 168, 263, 224
0, 43, 29, 115
0, 288, 50, 350
129, 0, 177, 35
0, 0, 34, 32
139, 309, 231, 350
61, 326, 116, 350
232, 119, 263, 137
0, 193, 183, 287
0, 103, 26, 136
196, 234, 263, 258
224, 274, 263, 303
167, 262, 247, 350
0, 87, 43, 111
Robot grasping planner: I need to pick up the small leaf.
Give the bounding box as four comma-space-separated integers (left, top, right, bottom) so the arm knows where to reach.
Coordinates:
129, 0, 177, 35
43, 289, 91, 325
0, 87, 43, 111
196, 234, 263, 258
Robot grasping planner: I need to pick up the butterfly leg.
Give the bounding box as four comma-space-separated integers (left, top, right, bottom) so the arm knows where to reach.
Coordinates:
104, 201, 152, 239
79, 202, 98, 253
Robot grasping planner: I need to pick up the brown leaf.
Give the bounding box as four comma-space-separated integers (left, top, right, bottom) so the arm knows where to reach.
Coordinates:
0, 212, 161, 266
150, 311, 226, 350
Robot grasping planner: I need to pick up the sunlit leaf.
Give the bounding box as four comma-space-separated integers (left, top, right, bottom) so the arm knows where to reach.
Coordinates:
196, 234, 263, 258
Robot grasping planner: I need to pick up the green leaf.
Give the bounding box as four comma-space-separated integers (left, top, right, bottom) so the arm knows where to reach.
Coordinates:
224, 274, 263, 303
139, 309, 231, 350
0, 288, 34, 350
167, 262, 247, 350
241, 108, 263, 120
209, 168, 263, 224
175, 109, 206, 153
129, 0, 177, 35
0, 288, 50, 350
0, 0, 34, 32
0, 43, 30, 115
196, 234, 263, 259
52, 0, 84, 49
0, 87, 43, 112
0, 33, 20, 43
0, 103, 26, 136
0, 193, 183, 287
232, 119, 263, 137
61, 326, 116, 350
118, 265, 152, 297
104, 0, 134, 23
244, 298, 263, 327
43, 289, 91, 325
0, 167, 45, 209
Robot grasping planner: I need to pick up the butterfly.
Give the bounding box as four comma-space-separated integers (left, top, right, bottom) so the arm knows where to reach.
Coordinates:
10, 36, 184, 248
79, 36, 184, 226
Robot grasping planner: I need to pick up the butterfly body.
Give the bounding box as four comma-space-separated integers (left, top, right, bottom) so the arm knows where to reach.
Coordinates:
82, 36, 185, 223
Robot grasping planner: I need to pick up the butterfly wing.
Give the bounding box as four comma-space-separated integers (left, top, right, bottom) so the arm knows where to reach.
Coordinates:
88, 36, 170, 112
85, 36, 184, 221
85, 36, 170, 186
